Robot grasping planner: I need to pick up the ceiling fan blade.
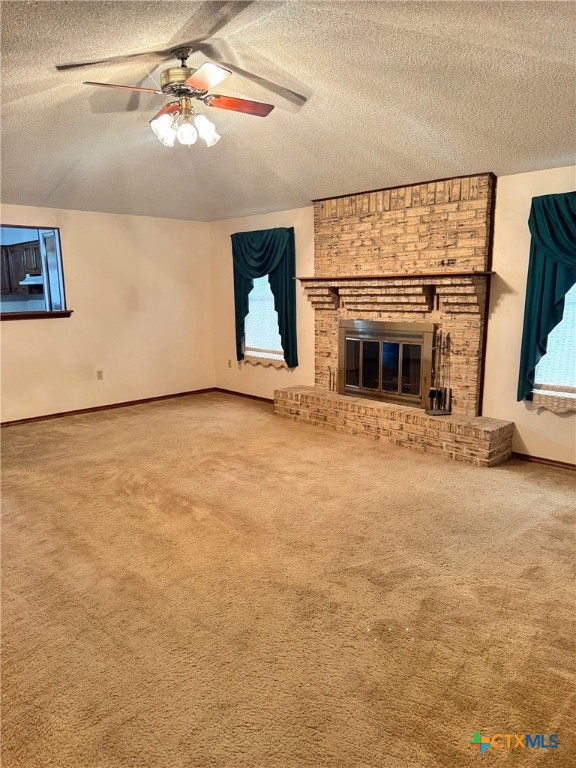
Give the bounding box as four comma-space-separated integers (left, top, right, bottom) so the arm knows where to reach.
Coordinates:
84, 81, 163, 95
88, 69, 164, 114
167, 1, 254, 48
150, 102, 180, 122
205, 94, 274, 117
185, 62, 232, 91
197, 42, 308, 108
57, 51, 168, 71
57, 2, 255, 72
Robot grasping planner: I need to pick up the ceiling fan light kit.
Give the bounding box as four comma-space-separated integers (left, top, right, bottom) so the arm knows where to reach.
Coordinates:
150, 94, 220, 148
79, 47, 273, 150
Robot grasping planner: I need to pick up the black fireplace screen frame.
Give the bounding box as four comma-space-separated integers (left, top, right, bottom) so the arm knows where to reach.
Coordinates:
337, 319, 435, 408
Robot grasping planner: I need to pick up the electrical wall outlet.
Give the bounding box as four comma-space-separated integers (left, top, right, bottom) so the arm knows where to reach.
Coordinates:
227, 359, 232, 368
96, 370, 104, 380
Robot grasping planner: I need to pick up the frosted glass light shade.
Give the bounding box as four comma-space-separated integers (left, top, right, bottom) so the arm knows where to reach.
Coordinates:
194, 114, 221, 147
151, 113, 177, 147
158, 128, 176, 147
151, 113, 172, 138
204, 131, 221, 147
176, 119, 198, 146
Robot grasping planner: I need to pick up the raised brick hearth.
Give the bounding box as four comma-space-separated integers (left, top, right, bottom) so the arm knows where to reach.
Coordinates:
274, 387, 514, 467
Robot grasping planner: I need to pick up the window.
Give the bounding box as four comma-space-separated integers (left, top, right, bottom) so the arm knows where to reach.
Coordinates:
244, 276, 285, 366
533, 283, 576, 413
1, 225, 69, 318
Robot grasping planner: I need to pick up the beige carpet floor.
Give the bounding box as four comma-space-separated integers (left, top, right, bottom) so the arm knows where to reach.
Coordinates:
1, 392, 575, 768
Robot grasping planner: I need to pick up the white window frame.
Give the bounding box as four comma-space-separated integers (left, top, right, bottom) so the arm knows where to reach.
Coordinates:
532, 283, 576, 413
0, 224, 71, 320
243, 276, 287, 369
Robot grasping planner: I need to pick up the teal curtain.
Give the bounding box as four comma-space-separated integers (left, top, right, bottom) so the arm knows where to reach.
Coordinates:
517, 191, 576, 401
232, 227, 298, 368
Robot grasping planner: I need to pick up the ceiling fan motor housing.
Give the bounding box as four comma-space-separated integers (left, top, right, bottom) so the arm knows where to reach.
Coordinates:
160, 67, 207, 96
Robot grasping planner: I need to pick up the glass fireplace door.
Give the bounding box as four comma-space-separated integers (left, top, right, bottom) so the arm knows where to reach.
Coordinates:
338, 320, 434, 408
401, 343, 422, 396
344, 338, 422, 397
382, 342, 400, 392
362, 340, 380, 390
345, 338, 360, 388
382, 341, 422, 397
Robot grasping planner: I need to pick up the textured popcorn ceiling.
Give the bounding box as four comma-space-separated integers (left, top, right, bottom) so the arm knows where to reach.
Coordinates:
1, 1, 575, 221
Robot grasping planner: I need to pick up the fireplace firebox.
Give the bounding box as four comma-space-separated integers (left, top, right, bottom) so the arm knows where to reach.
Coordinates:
338, 320, 434, 408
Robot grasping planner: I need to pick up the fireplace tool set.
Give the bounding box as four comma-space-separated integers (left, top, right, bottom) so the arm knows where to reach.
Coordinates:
426, 330, 452, 415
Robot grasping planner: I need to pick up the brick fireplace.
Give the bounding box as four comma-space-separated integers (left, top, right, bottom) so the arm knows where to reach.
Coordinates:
274, 173, 514, 466
306, 173, 496, 416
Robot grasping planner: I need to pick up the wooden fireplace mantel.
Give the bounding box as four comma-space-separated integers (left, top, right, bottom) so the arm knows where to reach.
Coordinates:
295, 271, 494, 281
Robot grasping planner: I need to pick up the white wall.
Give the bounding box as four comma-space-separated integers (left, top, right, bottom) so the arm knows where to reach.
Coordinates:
0, 204, 215, 421
483, 165, 576, 464
210, 206, 315, 399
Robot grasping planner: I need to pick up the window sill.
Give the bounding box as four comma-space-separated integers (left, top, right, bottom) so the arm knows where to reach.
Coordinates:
532, 386, 576, 414
244, 353, 287, 370
0, 310, 73, 321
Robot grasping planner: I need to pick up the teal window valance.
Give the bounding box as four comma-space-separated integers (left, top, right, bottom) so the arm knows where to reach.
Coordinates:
231, 227, 298, 369
517, 191, 576, 401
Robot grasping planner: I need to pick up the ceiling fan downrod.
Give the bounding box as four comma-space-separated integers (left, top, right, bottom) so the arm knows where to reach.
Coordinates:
179, 95, 192, 116
172, 47, 194, 68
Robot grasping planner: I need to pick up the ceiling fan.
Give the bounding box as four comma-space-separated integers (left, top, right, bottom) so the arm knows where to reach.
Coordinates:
81, 47, 274, 148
